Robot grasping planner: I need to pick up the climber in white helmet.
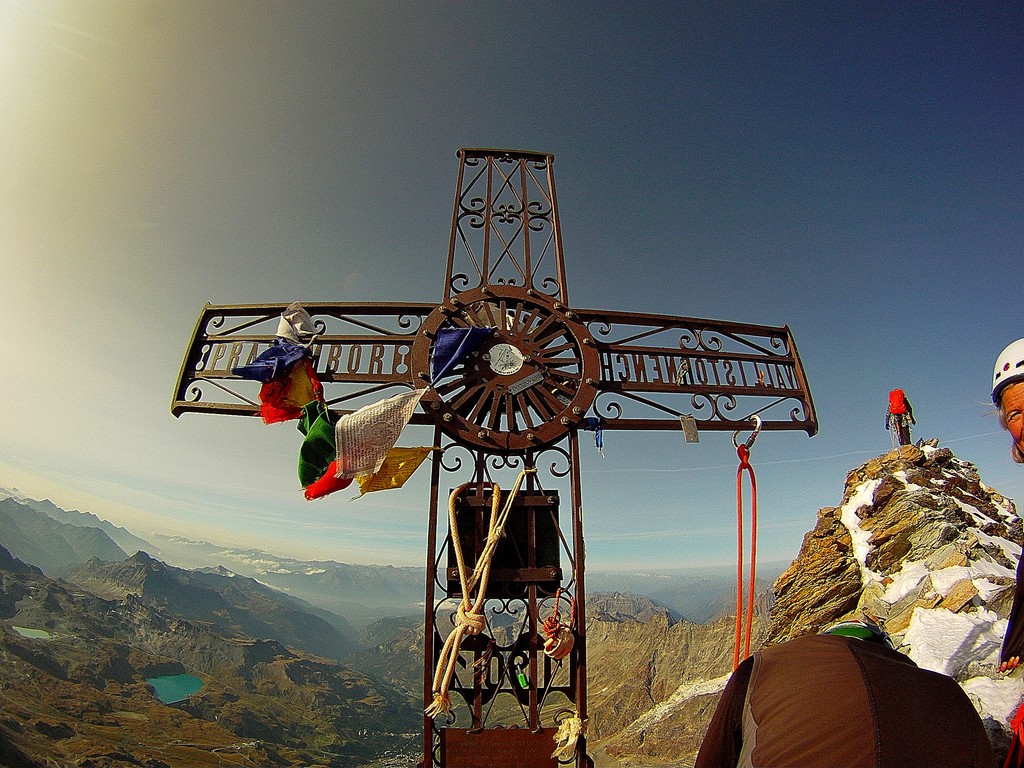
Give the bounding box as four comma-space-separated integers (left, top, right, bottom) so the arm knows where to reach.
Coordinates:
994, 338, 1024, 465
994, 338, 1024, 763
994, 340, 1024, 683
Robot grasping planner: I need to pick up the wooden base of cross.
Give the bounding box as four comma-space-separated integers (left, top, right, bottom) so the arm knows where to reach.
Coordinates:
172, 148, 817, 767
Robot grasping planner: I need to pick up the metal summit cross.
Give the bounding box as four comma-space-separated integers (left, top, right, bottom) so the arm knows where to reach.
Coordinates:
172, 148, 817, 768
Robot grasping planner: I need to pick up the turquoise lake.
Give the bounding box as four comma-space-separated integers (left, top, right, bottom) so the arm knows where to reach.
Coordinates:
145, 674, 204, 704
11, 626, 52, 639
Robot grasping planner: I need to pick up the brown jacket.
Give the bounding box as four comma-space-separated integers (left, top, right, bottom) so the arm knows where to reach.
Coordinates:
695, 634, 996, 768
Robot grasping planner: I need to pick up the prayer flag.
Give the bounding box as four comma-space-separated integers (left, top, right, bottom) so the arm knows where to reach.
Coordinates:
304, 460, 353, 500
277, 301, 318, 345
355, 446, 433, 496
232, 338, 307, 383
583, 417, 605, 458
431, 327, 493, 383
298, 401, 337, 487
335, 389, 426, 479
260, 359, 323, 424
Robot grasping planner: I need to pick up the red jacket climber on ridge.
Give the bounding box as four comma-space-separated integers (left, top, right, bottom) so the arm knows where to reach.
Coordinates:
886, 388, 916, 447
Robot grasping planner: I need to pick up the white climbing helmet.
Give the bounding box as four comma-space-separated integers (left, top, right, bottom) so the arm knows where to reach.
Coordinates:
993, 338, 1024, 404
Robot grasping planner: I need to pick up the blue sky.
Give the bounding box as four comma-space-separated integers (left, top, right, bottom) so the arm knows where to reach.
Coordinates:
1, 1, 1021, 569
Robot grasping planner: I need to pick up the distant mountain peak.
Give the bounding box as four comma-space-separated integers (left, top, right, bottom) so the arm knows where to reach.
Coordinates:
128, 550, 159, 565
0, 543, 43, 576
589, 591, 683, 625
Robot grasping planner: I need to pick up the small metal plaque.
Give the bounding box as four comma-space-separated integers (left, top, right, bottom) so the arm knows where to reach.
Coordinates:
679, 414, 699, 443
509, 370, 545, 394
441, 727, 558, 768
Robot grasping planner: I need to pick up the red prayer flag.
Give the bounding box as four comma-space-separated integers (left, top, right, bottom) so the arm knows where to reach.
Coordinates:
259, 359, 323, 424
304, 460, 353, 500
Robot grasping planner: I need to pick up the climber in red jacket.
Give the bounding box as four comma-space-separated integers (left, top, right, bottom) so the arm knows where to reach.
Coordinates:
885, 388, 916, 447
695, 620, 996, 768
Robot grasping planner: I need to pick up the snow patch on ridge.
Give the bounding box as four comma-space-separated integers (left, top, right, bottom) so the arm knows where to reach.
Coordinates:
619, 674, 732, 735
902, 605, 1023, 726
905, 607, 1004, 675
893, 470, 927, 494
970, 527, 1021, 562
964, 676, 1024, 725
839, 478, 882, 583
955, 497, 999, 527
882, 560, 931, 602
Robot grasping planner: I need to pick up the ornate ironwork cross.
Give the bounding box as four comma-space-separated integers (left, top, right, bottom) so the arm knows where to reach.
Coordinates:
172, 148, 817, 768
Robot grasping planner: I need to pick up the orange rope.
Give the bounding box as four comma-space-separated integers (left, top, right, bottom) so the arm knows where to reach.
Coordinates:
734, 442, 758, 670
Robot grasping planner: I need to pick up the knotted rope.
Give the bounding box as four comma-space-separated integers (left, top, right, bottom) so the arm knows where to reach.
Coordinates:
426, 468, 536, 719
542, 588, 576, 660
552, 709, 587, 760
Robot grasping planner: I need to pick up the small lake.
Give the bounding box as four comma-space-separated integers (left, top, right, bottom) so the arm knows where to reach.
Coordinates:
11, 626, 52, 639
145, 674, 204, 704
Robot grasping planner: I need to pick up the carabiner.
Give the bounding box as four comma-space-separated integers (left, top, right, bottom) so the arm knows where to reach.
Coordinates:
732, 415, 762, 450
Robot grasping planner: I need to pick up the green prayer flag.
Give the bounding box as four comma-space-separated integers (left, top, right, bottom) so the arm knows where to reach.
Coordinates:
298, 401, 337, 487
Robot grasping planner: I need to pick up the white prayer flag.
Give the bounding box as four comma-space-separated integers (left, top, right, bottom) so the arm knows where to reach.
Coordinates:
335, 389, 426, 479
277, 302, 318, 345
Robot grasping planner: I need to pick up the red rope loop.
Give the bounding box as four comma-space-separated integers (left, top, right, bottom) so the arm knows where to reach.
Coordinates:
734, 442, 758, 670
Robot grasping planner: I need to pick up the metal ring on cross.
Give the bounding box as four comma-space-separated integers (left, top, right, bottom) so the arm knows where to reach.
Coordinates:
411, 285, 601, 453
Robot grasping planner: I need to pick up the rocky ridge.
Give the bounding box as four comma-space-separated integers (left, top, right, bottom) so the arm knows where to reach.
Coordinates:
68, 551, 359, 662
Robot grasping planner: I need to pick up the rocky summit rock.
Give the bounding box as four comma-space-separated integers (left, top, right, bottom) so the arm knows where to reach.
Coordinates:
764, 439, 1022, 758
767, 439, 1018, 646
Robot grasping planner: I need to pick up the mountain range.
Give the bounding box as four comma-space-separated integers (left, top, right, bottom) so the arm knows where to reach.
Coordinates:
0, 482, 767, 628
68, 551, 360, 662
0, 489, 150, 562
0, 543, 420, 766
0, 496, 128, 578
0, 439, 1021, 765
148, 535, 426, 629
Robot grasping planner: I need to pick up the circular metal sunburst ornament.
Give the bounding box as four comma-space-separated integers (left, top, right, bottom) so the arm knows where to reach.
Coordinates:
411, 285, 600, 452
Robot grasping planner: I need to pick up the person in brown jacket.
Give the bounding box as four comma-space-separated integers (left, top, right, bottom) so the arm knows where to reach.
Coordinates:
695, 621, 996, 768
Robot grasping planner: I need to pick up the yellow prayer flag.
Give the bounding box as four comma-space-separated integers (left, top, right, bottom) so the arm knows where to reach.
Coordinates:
282, 359, 320, 408
355, 447, 433, 496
